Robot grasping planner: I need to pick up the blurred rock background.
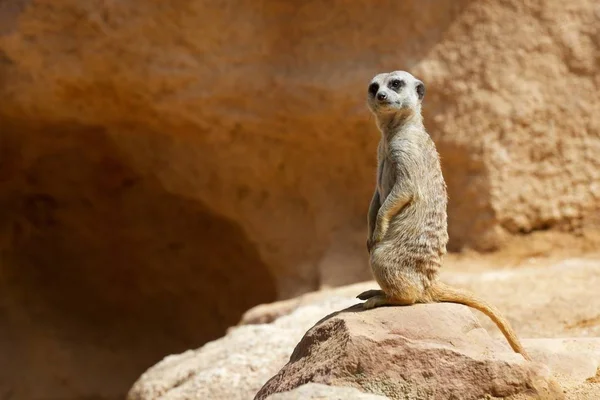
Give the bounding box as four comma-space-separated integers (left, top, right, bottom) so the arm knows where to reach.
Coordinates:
0, 0, 598, 399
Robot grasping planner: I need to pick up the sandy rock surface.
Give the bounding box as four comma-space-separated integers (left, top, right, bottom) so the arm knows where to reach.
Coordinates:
264, 383, 389, 400
440, 258, 600, 339
126, 296, 360, 400
255, 304, 561, 400
522, 338, 600, 387
129, 258, 600, 400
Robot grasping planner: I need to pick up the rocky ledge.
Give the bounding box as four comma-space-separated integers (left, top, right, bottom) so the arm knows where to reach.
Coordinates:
128, 260, 600, 399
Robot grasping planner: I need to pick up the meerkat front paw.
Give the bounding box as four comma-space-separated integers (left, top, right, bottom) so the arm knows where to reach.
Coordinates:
371, 231, 383, 245
372, 218, 389, 243
366, 238, 374, 252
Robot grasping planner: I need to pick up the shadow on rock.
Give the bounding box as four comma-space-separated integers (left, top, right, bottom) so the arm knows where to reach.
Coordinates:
0, 118, 277, 400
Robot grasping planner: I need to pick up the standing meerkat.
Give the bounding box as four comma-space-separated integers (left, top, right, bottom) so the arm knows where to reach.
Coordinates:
359, 70, 531, 361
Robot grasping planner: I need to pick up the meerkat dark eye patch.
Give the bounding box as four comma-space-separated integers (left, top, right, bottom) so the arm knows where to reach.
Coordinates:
416, 82, 425, 100
389, 79, 405, 90
368, 82, 379, 96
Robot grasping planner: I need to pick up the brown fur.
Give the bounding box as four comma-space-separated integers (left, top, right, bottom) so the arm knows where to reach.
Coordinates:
360, 70, 531, 361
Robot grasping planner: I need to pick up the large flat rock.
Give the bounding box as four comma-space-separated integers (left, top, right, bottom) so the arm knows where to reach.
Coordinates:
254, 304, 562, 400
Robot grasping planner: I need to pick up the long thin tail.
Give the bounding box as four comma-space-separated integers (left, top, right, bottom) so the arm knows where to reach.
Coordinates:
429, 282, 531, 361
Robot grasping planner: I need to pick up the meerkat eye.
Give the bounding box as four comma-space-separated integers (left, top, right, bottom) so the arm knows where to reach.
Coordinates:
368, 83, 379, 96
416, 82, 425, 100
389, 79, 404, 90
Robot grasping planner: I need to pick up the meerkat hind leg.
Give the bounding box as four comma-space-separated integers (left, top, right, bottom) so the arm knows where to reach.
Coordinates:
361, 293, 414, 310
362, 294, 391, 309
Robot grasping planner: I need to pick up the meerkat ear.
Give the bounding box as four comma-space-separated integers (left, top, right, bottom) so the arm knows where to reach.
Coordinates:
416, 81, 425, 100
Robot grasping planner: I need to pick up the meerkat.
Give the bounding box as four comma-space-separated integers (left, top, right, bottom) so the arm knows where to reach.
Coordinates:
358, 70, 531, 361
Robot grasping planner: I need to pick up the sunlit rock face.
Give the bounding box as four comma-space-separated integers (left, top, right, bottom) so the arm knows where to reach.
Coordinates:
0, 0, 598, 398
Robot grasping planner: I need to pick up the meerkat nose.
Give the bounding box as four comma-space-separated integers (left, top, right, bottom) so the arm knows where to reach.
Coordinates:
376, 92, 387, 101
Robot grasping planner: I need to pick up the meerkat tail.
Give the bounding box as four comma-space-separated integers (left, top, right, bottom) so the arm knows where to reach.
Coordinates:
429, 282, 531, 361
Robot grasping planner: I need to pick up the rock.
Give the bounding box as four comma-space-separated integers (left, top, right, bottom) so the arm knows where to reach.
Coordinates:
126, 296, 360, 400
0, 121, 277, 398
413, 0, 600, 251
522, 338, 600, 386
441, 258, 600, 339
129, 260, 600, 399
254, 304, 562, 400
264, 383, 389, 400
1, 0, 599, 398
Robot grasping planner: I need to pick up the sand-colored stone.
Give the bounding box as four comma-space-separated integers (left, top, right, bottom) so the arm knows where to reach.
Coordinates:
413, 1, 600, 250
126, 296, 360, 400
522, 338, 600, 386
0, 0, 599, 399
254, 304, 562, 400
129, 259, 600, 400
264, 383, 389, 400
441, 258, 600, 339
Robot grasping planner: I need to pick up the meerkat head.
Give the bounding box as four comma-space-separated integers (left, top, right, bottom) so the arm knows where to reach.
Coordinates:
366, 70, 425, 119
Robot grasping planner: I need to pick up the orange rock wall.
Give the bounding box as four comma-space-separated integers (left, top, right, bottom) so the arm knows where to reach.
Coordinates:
0, 0, 598, 399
